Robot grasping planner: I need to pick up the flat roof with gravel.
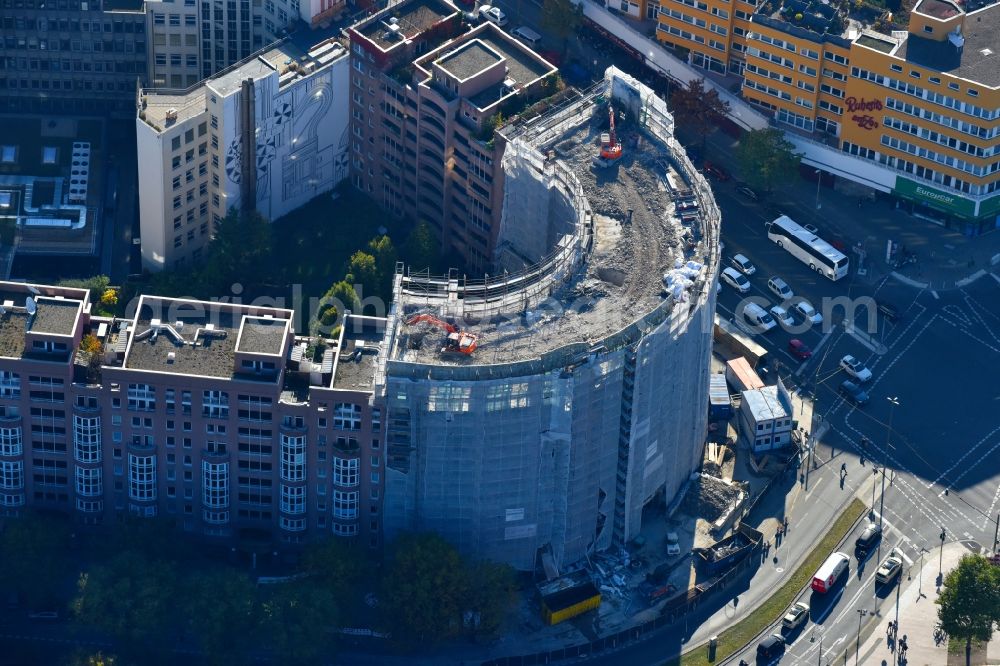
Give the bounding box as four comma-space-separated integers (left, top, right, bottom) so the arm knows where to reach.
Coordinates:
30, 298, 81, 336
437, 40, 503, 80
355, 0, 457, 50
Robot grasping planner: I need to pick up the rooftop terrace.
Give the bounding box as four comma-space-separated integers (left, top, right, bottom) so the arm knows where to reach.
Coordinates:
355, 0, 458, 50
0, 311, 30, 359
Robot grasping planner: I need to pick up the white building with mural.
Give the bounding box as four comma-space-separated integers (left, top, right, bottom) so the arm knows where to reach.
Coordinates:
136, 36, 349, 271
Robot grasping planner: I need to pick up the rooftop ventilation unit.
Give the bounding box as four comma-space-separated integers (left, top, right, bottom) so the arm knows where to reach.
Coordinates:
165, 108, 178, 122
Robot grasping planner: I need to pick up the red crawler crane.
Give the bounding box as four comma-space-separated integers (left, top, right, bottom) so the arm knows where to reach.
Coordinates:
405, 314, 479, 355
600, 104, 623, 161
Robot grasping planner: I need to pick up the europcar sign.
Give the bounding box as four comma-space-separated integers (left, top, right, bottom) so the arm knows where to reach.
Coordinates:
894, 177, 976, 217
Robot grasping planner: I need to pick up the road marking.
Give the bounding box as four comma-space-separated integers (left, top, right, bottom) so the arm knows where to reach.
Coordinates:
896, 545, 914, 565
931, 290, 940, 299
992, 272, 1000, 286
924, 424, 1000, 490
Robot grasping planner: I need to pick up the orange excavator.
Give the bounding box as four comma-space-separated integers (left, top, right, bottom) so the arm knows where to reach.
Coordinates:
405, 313, 479, 355
593, 104, 623, 168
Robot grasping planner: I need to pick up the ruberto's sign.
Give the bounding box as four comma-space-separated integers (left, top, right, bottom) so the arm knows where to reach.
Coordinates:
894, 177, 976, 217
846, 97, 881, 130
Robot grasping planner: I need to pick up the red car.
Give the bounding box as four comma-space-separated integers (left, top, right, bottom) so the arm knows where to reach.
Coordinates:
703, 161, 730, 181
788, 339, 812, 360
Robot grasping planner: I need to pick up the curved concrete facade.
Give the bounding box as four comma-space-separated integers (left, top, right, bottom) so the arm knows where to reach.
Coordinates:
380, 69, 721, 570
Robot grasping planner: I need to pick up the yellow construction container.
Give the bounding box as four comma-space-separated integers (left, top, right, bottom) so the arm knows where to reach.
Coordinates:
540, 579, 601, 625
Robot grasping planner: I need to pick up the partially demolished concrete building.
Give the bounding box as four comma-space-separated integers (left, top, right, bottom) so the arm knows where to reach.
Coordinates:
378, 68, 722, 571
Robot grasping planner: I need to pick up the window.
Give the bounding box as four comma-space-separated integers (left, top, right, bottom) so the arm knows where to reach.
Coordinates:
333, 403, 362, 430
202, 461, 229, 509
0, 371, 20, 398
333, 457, 359, 487
280, 434, 306, 481
73, 415, 101, 463
0, 426, 22, 456
333, 522, 358, 536
280, 484, 306, 514
0, 460, 23, 490
75, 467, 102, 497
202, 390, 229, 418
128, 454, 156, 501
127, 384, 155, 411
923, 25, 933, 33
333, 490, 359, 519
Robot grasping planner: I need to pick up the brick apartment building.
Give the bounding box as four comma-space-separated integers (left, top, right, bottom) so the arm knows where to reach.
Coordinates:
347, 0, 557, 272
0, 281, 386, 550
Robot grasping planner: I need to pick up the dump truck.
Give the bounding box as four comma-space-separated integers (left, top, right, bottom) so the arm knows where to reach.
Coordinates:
693, 523, 763, 575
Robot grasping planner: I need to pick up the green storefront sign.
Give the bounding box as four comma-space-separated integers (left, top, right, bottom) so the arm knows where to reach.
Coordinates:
977, 194, 1000, 219
894, 177, 976, 218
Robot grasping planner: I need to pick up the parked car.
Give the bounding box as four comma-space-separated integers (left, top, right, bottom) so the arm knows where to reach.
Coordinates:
511, 26, 542, 46
840, 354, 873, 382
770, 305, 794, 327
720, 267, 750, 293
767, 276, 793, 300
876, 553, 903, 584
788, 339, 812, 360
855, 522, 883, 558
742, 302, 777, 332
729, 253, 756, 276
793, 300, 823, 325
839, 380, 870, 406
757, 634, 785, 659
703, 161, 730, 181
478, 5, 508, 26
736, 184, 759, 201
781, 601, 810, 630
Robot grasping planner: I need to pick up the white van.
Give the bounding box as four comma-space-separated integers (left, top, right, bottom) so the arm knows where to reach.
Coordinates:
742, 302, 776, 332
811, 552, 849, 593
512, 26, 542, 46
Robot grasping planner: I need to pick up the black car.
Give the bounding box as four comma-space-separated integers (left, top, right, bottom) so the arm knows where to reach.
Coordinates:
839, 380, 870, 406
736, 185, 759, 201
757, 634, 785, 659
855, 522, 883, 557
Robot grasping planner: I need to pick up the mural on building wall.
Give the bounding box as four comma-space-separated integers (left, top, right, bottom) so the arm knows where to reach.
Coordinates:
224, 66, 350, 218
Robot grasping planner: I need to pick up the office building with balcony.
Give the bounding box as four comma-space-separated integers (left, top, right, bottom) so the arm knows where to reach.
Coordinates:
136, 34, 349, 270
347, 0, 557, 272
0, 280, 386, 550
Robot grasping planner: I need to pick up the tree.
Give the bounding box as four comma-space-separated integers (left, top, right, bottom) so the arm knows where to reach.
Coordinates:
0, 511, 74, 609
669, 78, 731, 150
317, 280, 360, 328
73, 551, 181, 660
403, 221, 439, 274
380, 533, 470, 645
201, 208, 274, 292
181, 568, 260, 665
368, 234, 398, 301
100, 288, 118, 308
465, 561, 518, 639
540, 0, 582, 55
59, 275, 110, 304
735, 128, 802, 193
345, 250, 378, 300
936, 554, 1000, 665
301, 538, 369, 595
260, 582, 339, 665
80, 333, 102, 355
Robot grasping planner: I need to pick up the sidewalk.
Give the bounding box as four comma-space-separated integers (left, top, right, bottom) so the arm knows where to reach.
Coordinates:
699, 129, 1000, 292
856, 542, 1000, 666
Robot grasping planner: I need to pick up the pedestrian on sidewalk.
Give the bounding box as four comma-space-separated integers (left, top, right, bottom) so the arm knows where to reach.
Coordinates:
783, 516, 789, 532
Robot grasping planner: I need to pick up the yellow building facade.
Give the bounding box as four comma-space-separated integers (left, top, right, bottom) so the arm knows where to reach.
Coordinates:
658, 0, 1000, 229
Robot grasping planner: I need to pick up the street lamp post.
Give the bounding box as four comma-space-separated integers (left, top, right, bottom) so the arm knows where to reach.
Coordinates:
815, 169, 823, 209
856, 608, 868, 665
918, 547, 928, 597
893, 560, 903, 666
939, 527, 946, 579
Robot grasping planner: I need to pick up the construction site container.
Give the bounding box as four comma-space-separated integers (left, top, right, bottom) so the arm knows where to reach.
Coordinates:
693, 523, 763, 575
539, 576, 602, 625
714, 315, 768, 366
709, 373, 732, 419
725, 357, 765, 393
